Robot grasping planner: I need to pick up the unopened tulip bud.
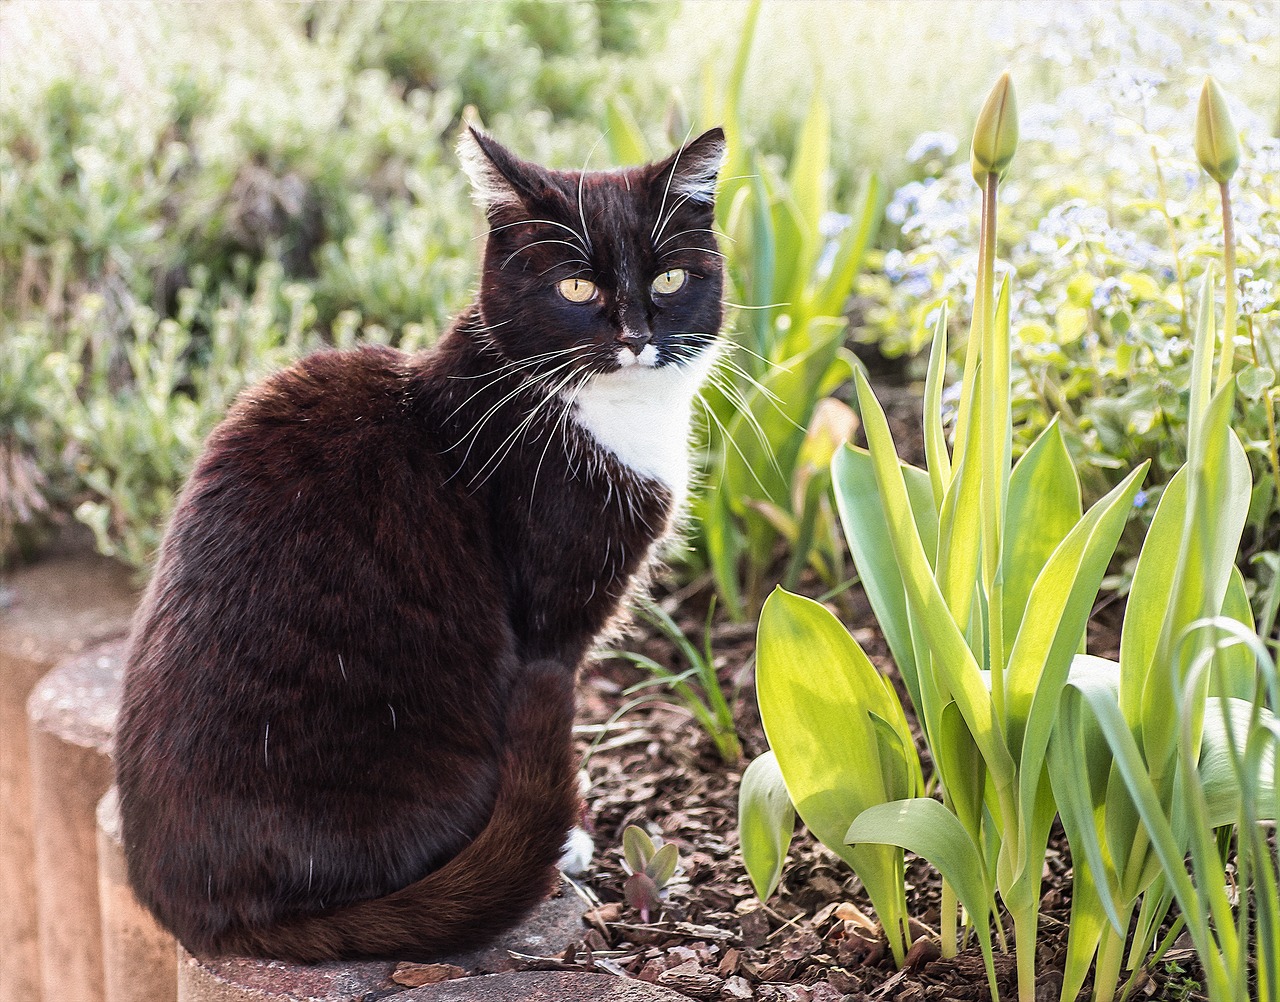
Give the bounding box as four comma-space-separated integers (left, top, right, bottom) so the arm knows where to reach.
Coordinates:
1195, 77, 1240, 184
971, 72, 1018, 185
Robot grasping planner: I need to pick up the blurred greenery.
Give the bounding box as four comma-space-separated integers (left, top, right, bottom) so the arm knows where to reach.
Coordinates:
1, 0, 1278, 622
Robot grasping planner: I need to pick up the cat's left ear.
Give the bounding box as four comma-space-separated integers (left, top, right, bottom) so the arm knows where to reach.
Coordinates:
650, 127, 727, 207
458, 127, 559, 214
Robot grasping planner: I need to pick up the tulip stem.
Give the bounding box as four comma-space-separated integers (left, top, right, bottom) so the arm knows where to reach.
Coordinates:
1215, 180, 1237, 392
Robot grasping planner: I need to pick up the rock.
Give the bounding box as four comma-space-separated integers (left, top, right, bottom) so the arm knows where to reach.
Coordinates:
27, 638, 130, 1002
400, 971, 694, 1001
178, 949, 400, 1002
436, 879, 587, 973
0, 546, 134, 1001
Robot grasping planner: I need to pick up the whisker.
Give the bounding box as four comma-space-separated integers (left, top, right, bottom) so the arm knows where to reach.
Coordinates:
484, 217, 590, 257
706, 369, 790, 476
659, 246, 728, 261
652, 189, 699, 248
724, 300, 791, 310
693, 388, 777, 499
445, 354, 584, 465
657, 226, 719, 250
576, 135, 603, 256
537, 261, 593, 278
651, 121, 696, 242
501, 238, 591, 270
529, 371, 592, 511
470, 366, 585, 489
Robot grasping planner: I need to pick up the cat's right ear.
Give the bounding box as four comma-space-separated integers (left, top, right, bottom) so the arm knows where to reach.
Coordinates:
458, 128, 554, 215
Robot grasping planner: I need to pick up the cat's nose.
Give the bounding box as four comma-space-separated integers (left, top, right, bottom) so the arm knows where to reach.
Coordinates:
616, 327, 652, 355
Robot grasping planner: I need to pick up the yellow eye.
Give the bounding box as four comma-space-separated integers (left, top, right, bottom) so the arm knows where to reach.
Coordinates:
557, 277, 598, 303
651, 269, 687, 296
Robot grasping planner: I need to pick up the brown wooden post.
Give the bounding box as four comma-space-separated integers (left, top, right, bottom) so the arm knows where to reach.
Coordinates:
27, 640, 128, 1002
0, 547, 134, 1001
97, 785, 177, 1002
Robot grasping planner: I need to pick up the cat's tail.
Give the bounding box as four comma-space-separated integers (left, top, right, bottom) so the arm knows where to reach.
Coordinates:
214, 660, 580, 962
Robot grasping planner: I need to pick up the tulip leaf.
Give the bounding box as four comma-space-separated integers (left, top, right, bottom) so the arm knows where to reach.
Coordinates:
846, 798, 998, 1000
922, 302, 951, 508
852, 366, 1015, 790
1002, 418, 1080, 648
1199, 696, 1278, 828
756, 587, 916, 963
738, 751, 796, 900
832, 444, 937, 715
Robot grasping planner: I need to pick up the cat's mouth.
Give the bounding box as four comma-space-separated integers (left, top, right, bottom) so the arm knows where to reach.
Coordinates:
613, 344, 661, 369
596, 335, 715, 376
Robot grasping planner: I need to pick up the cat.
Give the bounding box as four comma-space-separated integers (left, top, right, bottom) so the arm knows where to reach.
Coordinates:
113, 125, 726, 963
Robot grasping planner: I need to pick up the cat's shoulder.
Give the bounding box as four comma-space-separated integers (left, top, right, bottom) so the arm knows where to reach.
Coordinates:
228, 344, 413, 431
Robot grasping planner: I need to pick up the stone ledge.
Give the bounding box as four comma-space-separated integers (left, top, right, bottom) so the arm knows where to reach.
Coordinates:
177, 882, 590, 1001
400, 972, 693, 1001
178, 952, 401, 1002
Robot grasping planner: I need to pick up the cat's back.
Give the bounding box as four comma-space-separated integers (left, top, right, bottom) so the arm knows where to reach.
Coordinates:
129, 343, 501, 686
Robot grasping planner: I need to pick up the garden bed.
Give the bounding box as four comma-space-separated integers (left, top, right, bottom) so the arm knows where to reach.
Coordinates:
547, 590, 1209, 1002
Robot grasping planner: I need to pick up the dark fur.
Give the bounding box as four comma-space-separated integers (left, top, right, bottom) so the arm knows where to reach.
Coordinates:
115, 128, 725, 961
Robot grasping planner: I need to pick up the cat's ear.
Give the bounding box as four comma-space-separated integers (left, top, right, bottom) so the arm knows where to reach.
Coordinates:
651, 127, 727, 207
458, 127, 556, 214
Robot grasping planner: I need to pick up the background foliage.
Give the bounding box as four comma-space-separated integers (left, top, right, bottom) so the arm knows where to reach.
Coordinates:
1, 0, 1278, 617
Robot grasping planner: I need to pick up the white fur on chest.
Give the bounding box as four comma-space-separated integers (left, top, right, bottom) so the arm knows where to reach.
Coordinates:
571, 349, 714, 499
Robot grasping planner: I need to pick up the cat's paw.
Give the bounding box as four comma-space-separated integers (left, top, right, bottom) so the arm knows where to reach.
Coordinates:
558, 825, 594, 876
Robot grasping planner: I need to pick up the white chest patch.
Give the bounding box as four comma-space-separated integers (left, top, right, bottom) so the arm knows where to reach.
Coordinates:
571, 347, 716, 500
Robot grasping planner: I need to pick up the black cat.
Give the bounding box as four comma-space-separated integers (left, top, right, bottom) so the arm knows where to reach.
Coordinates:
114, 126, 726, 961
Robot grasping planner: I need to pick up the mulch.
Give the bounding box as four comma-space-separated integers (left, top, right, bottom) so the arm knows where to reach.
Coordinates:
504, 579, 1216, 1002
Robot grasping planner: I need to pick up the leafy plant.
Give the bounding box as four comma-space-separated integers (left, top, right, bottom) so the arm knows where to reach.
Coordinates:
861, 4, 1279, 607
1045, 80, 1277, 1002
611, 598, 741, 764
742, 588, 923, 967
621, 825, 680, 923
831, 74, 1153, 1002
35, 263, 324, 573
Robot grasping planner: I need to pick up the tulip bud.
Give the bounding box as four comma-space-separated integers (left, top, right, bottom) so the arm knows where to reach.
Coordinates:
971, 72, 1018, 185
1195, 76, 1240, 184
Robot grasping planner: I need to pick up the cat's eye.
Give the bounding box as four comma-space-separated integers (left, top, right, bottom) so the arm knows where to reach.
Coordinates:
557, 278, 598, 303
650, 269, 687, 296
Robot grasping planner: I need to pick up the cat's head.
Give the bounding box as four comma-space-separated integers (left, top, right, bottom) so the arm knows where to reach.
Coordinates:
459, 127, 726, 386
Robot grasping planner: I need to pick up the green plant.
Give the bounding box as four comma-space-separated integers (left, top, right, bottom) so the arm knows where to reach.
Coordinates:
1044, 81, 1276, 1002
621, 825, 680, 923
741, 588, 923, 966
741, 73, 1163, 1001
833, 74, 1151, 1002
36, 263, 324, 573
861, 5, 1279, 608
611, 598, 741, 764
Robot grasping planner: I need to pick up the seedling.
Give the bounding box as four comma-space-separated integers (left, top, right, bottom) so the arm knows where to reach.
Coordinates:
620, 825, 680, 923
